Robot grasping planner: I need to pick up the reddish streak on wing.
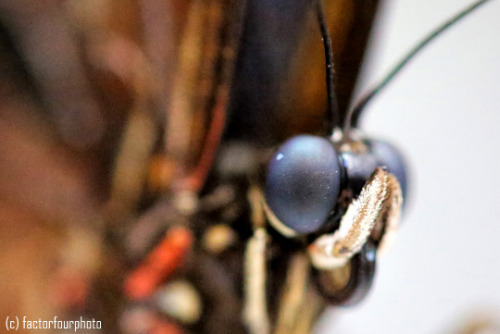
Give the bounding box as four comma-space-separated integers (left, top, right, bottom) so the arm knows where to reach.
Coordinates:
180, 89, 228, 192
48, 268, 89, 310
151, 318, 184, 334
124, 226, 193, 300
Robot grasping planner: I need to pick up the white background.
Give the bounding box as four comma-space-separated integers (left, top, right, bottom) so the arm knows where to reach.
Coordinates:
317, 0, 500, 333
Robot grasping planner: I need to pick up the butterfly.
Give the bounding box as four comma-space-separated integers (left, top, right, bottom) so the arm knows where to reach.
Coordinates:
0, 0, 493, 333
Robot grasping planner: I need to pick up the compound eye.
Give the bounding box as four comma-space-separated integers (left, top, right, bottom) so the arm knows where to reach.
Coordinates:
264, 135, 341, 235
368, 139, 409, 200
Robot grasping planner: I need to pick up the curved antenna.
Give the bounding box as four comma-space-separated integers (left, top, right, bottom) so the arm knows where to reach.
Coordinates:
315, 0, 341, 133
344, 0, 493, 132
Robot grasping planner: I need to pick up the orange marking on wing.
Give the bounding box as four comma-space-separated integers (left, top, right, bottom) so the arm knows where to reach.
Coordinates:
124, 227, 193, 300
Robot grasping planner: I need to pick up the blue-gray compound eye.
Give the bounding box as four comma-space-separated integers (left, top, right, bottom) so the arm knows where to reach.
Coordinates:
264, 135, 341, 235
368, 139, 409, 200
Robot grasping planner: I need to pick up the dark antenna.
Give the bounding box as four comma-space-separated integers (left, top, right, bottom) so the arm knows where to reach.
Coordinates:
344, 0, 493, 132
315, 0, 341, 134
